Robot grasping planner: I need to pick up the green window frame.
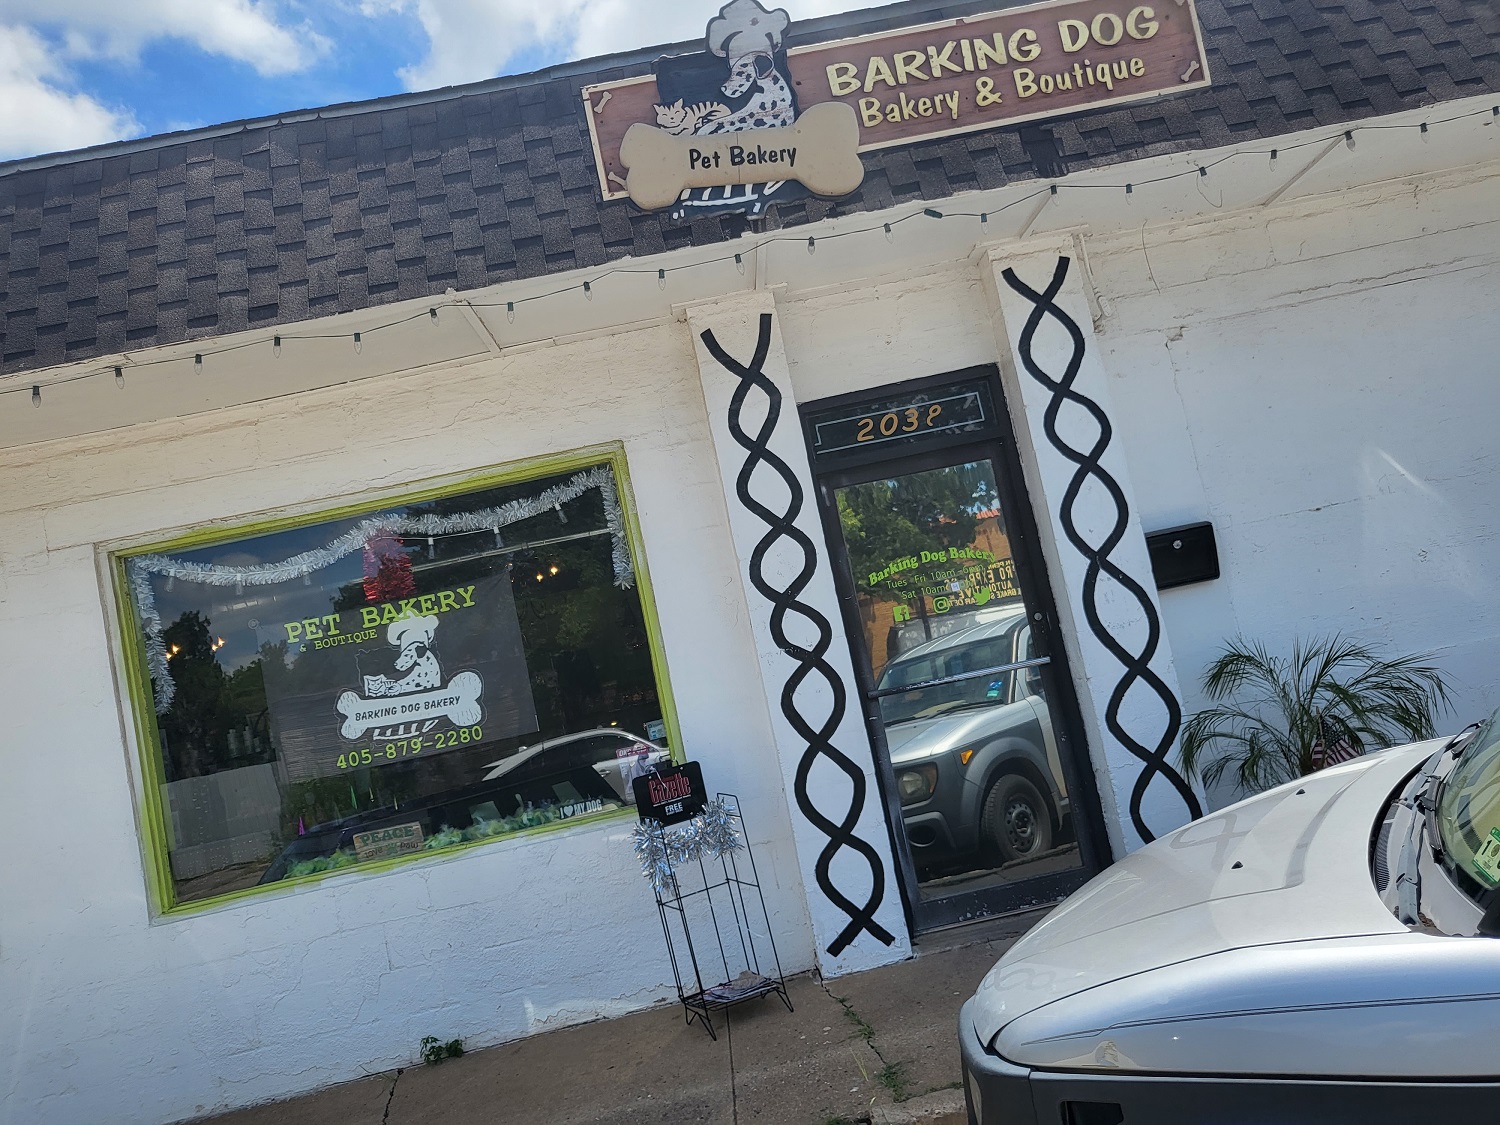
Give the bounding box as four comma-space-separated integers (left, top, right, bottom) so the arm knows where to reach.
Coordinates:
111, 443, 680, 917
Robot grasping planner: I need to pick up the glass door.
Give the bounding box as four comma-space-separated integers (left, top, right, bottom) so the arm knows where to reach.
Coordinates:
804, 372, 1107, 932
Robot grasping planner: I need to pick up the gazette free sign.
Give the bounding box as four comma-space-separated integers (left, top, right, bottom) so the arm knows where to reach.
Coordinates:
633, 761, 708, 826
584, 0, 1210, 204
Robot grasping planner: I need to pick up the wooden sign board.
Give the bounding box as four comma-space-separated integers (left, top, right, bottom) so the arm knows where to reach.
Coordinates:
584, 0, 1210, 204
352, 822, 425, 862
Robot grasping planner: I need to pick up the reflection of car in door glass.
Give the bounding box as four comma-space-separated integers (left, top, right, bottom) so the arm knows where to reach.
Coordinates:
874, 605, 1071, 871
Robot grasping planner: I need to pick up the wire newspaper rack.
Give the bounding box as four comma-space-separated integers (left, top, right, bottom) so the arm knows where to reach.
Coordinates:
652, 793, 792, 1039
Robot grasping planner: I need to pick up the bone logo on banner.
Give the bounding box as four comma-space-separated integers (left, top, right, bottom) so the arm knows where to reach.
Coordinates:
336, 615, 485, 739
620, 102, 864, 211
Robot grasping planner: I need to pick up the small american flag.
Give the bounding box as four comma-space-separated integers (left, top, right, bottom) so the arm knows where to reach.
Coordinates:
1311, 712, 1361, 770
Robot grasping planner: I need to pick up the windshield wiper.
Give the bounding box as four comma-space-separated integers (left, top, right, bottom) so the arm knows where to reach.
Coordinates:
1396, 750, 1450, 926
1444, 721, 1483, 759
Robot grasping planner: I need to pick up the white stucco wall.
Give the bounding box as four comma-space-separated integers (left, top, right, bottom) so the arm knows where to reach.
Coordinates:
0, 318, 819, 1125
1086, 162, 1500, 782
3, 97, 1499, 1124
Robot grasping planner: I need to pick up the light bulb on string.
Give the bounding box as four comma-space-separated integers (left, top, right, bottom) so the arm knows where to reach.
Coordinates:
1344, 130, 1356, 150
273, 335, 281, 357
1198, 166, 1209, 177
194, 353, 203, 372
353, 332, 362, 354
31, 385, 40, 408
1269, 148, 1279, 169
806, 237, 816, 255
1420, 122, 1429, 143
114, 365, 124, 388
583, 280, 593, 301
427, 537, 435, 559
555, 502, 567, 524
429, 307, 439, 322
923, 208, 943, 219
506, 302, 515, 323
734, 253, 745, 274
657, 269, 666, 290
980, 213, 988, 225
883, 223, 893, 241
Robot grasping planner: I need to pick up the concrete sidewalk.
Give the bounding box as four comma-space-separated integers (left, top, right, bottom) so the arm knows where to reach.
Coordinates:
198, 910, 1046, 1125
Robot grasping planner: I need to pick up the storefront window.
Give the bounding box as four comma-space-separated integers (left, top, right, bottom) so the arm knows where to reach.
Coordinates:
118, 456, 673, 909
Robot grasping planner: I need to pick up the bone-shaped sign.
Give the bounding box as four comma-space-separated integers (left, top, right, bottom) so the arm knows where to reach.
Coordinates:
618, 101, 864, 212
336, 671, 483, 740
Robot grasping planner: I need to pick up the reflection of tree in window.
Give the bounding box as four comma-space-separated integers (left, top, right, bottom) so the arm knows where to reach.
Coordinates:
837, 464, 999, 596
158, 611, 272, 782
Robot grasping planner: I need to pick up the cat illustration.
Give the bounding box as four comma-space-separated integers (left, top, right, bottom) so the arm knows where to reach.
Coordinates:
653, 98, 730, 136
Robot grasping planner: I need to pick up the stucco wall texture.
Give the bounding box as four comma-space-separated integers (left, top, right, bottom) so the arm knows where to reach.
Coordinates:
2, 132, 1499, 1125
0, 320, 819, 1125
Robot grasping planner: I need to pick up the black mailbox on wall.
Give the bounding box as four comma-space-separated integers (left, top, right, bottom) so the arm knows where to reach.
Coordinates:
1146, 522, 1220, 590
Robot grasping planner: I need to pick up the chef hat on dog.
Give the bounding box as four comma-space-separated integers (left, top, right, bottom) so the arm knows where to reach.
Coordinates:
388, 614, 438, 650
707, 0, 790, 60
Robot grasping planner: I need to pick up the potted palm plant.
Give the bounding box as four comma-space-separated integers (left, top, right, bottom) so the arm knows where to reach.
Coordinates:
1179, 635, 1452, 793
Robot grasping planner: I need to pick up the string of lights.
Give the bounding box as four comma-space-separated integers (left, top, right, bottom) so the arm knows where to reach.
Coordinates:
6, 103, 1497, 405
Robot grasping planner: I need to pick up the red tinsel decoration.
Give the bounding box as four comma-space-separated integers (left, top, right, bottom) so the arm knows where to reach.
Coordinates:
362, 532, 416, 604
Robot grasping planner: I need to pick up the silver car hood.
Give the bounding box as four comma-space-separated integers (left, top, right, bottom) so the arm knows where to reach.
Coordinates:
883, 702, 1032, 766
970, 741, 1460, 1073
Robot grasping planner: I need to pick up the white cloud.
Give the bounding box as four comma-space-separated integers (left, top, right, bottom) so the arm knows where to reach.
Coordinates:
0, 1, 330, 76
374, 0, 876, 92
0, 24, 138, 158
367, 0, 584, 90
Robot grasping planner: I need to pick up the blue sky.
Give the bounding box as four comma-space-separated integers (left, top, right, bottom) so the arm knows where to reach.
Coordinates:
0, 0, 874, 161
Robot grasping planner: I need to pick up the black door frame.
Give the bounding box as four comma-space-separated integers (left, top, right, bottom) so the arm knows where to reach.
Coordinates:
801, 365, 1114, 934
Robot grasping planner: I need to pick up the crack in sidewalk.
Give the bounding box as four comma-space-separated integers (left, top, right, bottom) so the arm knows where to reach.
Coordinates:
381, 1068, 403, 1124
815, 975, 916, 1107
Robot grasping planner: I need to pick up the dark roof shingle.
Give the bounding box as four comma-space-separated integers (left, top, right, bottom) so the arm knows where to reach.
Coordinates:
2, 0, 1497, 375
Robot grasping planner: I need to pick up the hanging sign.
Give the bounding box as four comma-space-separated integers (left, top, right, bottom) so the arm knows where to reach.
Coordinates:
258, 573, 539, 781
584, 0, 1210, 215
633, 761, 709, 825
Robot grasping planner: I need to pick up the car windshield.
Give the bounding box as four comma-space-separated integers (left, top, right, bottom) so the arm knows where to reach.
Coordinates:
1437, 708, 1500, 896
876, 634, 1015, 725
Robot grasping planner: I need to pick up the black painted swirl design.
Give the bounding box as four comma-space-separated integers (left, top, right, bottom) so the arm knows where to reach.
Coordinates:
701, 313, 895, 957
1002, 258, 1203, 842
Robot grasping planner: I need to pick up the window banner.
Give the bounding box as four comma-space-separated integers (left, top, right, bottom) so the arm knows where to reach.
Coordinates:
257, 574, 538, 780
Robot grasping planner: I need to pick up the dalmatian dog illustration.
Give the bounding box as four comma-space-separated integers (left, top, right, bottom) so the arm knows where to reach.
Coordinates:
694, 50, 796, 133
363, 615, 443, 697
336, 609, 484, 742
653, 0, 801, 220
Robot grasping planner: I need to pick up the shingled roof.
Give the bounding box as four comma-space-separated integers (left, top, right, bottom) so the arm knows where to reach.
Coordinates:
2, 0, 1497, 376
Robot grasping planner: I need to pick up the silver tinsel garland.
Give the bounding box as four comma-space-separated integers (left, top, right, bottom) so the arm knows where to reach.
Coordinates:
129, 467, 633, 714
631, 799, 743, 896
